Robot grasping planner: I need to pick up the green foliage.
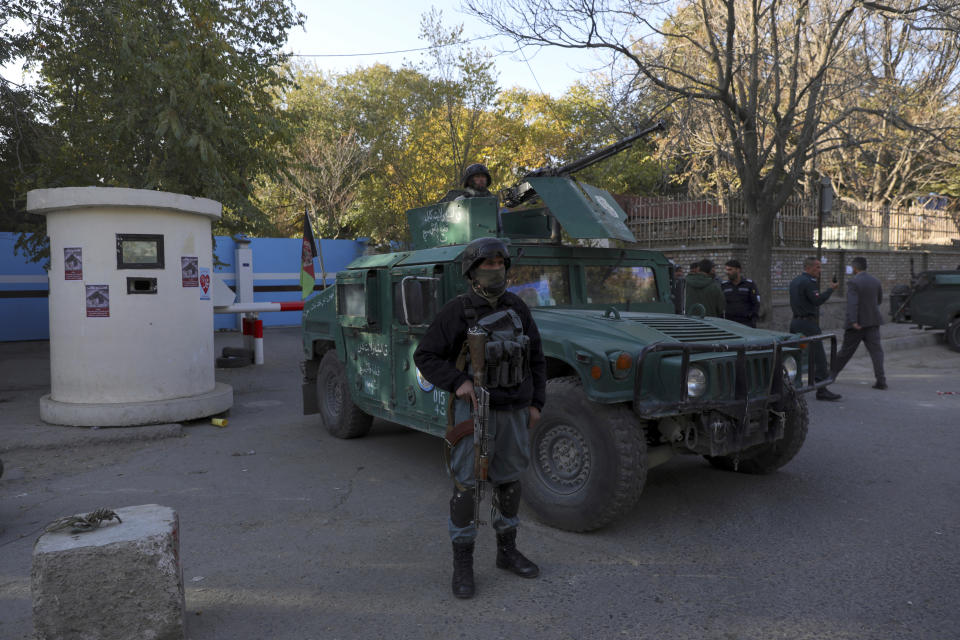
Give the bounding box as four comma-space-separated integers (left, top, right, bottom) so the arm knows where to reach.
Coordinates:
11, 0, 303, 260
0, 0, 50, 238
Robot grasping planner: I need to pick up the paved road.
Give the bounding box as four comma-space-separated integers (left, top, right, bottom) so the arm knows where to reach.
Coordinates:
1, 330, 957, 639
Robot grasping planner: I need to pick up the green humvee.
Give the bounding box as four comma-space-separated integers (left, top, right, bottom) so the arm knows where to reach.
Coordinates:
891, 270, 960, 351
301, 138, 835, 531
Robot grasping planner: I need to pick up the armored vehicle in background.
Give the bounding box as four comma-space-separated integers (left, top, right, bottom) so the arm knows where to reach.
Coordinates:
890, 269, 960, 351
301, 125, 835, 531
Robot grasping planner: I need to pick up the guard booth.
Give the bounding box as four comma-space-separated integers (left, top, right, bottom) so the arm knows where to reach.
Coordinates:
27, 187, 233, 426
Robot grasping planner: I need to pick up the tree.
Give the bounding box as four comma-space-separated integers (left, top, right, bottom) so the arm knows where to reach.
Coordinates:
0, 0, 49, 235
466, 0, 953, 316
418, 9, 499, 191
14, 0, 303, 260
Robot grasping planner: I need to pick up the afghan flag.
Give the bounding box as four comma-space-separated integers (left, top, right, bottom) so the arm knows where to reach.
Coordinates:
300, 210, 318, 299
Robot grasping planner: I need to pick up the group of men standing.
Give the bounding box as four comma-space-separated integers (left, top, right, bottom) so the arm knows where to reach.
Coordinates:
676, 258, 760, 327
675, 255, 887, 401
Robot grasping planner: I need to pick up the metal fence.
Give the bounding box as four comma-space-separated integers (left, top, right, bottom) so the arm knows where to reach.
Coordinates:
615, 194, 960, 250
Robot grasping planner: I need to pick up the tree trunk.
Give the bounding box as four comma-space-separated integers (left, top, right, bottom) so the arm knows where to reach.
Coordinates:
746, 201, 775, 325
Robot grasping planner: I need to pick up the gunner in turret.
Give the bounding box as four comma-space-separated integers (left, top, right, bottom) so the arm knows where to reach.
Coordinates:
440, 163, 495, 202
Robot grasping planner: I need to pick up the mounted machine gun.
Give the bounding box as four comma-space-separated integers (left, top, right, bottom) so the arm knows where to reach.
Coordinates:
500, 119, 666, 208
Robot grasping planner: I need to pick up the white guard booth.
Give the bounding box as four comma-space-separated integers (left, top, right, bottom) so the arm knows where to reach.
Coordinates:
27, 187, 233, 426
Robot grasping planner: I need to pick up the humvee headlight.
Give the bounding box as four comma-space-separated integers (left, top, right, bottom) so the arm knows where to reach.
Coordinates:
609, 351, 633, 379
686, 366, 707, 398
782, 355, 798, 382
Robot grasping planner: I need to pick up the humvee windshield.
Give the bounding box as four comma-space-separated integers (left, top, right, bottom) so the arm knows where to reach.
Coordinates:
506, 263, 659, 308
507, 265, 572, 307
585, 265, 657, 306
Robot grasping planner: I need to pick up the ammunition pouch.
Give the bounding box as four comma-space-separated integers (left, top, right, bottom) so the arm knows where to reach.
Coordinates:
471, 309, 530, 389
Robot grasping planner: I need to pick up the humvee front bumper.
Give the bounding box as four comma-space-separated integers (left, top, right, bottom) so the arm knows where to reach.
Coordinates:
632, 333, 837, 420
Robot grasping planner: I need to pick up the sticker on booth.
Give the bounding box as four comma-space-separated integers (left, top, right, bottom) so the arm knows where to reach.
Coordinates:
181, 256, 199, 287
199, 267, 211, 300
85, 285, 109, 318
64, 247, 82, 280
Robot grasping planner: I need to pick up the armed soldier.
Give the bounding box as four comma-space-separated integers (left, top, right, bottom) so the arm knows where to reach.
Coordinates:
414, 237, 546, 599
440, 163, 495, 202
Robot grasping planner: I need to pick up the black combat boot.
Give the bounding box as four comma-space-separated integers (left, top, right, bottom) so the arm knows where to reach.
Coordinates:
451, 541, 475, 598
496, 529, 540, 578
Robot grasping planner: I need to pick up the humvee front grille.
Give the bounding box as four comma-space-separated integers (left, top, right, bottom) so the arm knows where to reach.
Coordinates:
711, 356, 773, 396
632, 316, 740, 342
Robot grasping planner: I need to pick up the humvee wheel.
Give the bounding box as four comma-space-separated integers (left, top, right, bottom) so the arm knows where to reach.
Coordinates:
522, 377, 647, 532
317, 350, 373, 439
705, 380, 808, 474
947, 318, 960, 352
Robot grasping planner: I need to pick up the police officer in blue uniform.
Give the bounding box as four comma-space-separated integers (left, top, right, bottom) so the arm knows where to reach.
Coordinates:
414, 237, 546, 599
789, 256, 841, 401
720, 259, 760, 327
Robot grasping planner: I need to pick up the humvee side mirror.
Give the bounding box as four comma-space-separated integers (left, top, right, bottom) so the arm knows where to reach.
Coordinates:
401, 276, 438, 327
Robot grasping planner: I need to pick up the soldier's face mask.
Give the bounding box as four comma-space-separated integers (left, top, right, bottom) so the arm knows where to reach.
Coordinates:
473, 266, 507, 299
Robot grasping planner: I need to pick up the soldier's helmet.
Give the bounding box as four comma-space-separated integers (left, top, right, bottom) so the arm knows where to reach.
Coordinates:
461, 237, 511, 278
462, 163, 492, 188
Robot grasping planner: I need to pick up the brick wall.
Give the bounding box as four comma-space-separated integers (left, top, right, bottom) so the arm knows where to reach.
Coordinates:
658, 245, 960, 331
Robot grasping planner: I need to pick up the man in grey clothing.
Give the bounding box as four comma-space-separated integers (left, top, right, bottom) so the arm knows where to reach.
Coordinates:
832, 257, 887, 389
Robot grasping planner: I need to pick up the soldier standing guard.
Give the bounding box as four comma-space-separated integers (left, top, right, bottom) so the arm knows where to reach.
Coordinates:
414, 237, 547, 599
721, 259, 760, 327
789, 256, 841, 401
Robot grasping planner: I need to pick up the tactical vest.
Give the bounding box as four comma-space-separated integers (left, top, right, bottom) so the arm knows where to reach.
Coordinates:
460, 296, 530, 389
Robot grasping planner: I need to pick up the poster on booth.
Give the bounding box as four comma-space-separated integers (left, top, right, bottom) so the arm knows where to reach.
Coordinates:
199, 267, 211, 300
85, 285, 109, 318
64, 247, 82, 280
181, 256, 199, 287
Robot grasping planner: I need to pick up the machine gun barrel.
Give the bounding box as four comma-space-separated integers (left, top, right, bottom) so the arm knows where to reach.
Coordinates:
527, 119, 666, 180
502, 119, 665, 207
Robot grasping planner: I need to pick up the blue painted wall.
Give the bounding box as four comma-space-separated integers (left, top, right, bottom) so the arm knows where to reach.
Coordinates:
0, 232, 368, 342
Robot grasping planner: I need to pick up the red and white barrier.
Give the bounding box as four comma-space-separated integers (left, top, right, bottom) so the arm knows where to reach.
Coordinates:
215, 301, 304, 365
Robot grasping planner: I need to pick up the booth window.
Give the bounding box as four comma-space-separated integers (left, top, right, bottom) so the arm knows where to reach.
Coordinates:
116, 234, 165, 269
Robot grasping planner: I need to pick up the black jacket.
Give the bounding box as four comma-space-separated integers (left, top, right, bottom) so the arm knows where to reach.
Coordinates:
413, 290, 546, 411
721, 278, 760, 325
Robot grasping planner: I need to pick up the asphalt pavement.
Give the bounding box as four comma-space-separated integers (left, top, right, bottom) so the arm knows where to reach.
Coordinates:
0, 322, 956, 640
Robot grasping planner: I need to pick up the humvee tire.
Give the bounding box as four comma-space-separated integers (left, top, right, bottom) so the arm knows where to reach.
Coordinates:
317, 350, 373, 439
705, 379, 808, 474
522, 377, 647, 532
947, 318, 960, 352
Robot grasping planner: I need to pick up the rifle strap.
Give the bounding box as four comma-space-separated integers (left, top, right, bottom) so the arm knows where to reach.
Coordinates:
446, 294, 478, 431
443, 294, 482, 491
442, 419, 473, 494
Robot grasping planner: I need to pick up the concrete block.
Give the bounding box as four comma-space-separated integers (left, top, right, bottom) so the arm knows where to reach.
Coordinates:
32, 504, 185, 640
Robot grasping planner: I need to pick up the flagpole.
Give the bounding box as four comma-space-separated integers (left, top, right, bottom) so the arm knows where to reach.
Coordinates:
307, 208, 327, 290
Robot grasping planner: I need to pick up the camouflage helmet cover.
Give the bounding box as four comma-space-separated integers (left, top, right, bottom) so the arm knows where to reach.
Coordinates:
462, 163, 492, 188
461, 237, 511, 278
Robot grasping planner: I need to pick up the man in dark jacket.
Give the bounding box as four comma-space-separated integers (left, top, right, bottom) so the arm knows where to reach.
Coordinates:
685, 259, 725, 317
831, 257, 886, 388
440, 163, 495, 202
721, 259, 760, 327
789, 256, 841, 400
414, 237, 546, 599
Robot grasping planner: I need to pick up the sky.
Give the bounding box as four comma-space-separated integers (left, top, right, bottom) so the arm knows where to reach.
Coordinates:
286, 0, 608, 95
1, 0, 609, 96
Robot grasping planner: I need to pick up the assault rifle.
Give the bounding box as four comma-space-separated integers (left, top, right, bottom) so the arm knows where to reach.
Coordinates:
466, 326, 491, 527
500, 119, 666, 208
